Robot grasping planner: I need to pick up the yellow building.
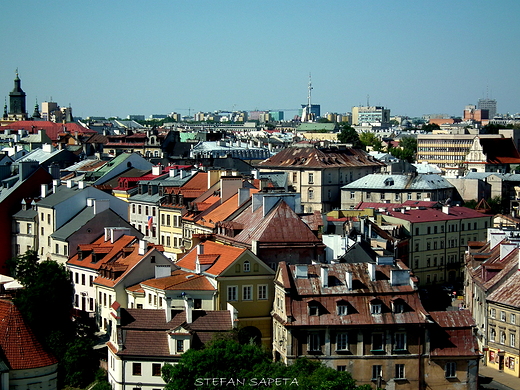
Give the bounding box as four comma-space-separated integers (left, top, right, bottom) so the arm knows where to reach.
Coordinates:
176, 240, 275, 346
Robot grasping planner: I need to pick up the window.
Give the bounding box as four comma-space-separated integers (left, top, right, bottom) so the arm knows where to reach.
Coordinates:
371, 302, 382, 314
407, 192, 412, 200
258, 285, 268, 300
490, 328, 496, 342
243, 261, 250, 272
337, 304, 348, 316
511, 333, 516, 348
394, 332, 406, 350
308, 189, 314, 200
501, 331, 506, 345
89, 298, 94, 311
227, 286, 237, 301
501, 311, 506, 321
308, 173, 314, 184
75, 272, 79, 284
511, 314, 516, 324
416, 193, 421, 200
308, 333, 320, 352
380, 192, 385, 200
372, 333, 384, 351
395, 193, 400, 201
366, 192, 371, 200
337, 366, 346, 372
336, 333, 348, 351
242, 285, 252, 301
490, 308, 496, 318
81, 274, 85, 286
27, 224, 32, 235
393, 301, 404, 313
309, 304, 319, 316
395, 364, 405, 379
132, 363, 141, 376
292, 172, 297, 183
152, 363, 161, 376
372, 365, 382, 380
445, 362, 456, 378
350, 191, 355, 199
177, 339, 184, 353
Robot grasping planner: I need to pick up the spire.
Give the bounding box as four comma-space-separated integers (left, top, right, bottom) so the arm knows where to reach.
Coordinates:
3, 98, 7, 120
32, 98, 41, 119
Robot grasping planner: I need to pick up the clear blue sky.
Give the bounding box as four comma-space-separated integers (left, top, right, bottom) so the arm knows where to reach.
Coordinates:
1, 0, 519, 119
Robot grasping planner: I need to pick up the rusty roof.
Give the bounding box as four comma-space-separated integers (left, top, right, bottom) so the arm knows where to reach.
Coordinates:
258, 146, 385, 169
278, 263, 428, 327
487, 270, 520, 307
232, 200, 323, 245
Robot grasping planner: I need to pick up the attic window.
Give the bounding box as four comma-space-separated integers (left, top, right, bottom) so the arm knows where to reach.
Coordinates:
151, 256, 156, 263
309, 303, 320, 316
370, 300, 382, 315
337, 303, 348, 316
384, 178, 394, 186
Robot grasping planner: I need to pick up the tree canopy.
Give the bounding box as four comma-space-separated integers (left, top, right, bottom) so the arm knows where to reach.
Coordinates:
162, 338, 371, 390
9, 250, 99, 388
337, 124, 363, 149
389, 136, 417, 163
359, 131, 383, 151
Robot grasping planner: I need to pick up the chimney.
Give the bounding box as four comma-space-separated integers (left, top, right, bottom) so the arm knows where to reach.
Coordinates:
86, 197, 95, 207
138, 240, 147, 255
165, 297, 172, 322
78, 181, 85, 189
345, 271, 353, 290
295, 265, 308, 279
41, 183, 49, 198
93, 199, 109, 214
321, 266, 328, 288
152, 165, 161, 176
169, 168, 178, 177
66, 179, 74, 188
368, 263, 376, 281
155, 264, 171, 279
220, 177, 242, 203
184, 296, 193, 324
52, 179, 61, 193
238, 187, 250, 207
442, 205, 450, 215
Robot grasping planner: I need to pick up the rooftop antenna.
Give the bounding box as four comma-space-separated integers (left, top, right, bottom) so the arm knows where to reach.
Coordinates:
367, 94, 370, 107
307, 72, 312, 113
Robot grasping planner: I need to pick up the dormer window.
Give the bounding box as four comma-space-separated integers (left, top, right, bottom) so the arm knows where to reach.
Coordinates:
371, 300, 382, 315
392, 300, 404, 314
337, 303, 348, 316
309, 303, 320, 316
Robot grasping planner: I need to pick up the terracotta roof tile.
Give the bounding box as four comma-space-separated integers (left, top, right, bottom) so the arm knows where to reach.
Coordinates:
176, 241, 246, 276
0, 300, 58, 369
140, 269, 216, 291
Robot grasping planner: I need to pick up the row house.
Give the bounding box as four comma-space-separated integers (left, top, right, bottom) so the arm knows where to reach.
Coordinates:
257, 144, 385, 213
176, 240, 275, 347
341, 172, 455, 210
464, 234, 520, 377
66, 229, 173, 330
31, 180, 128, 263
104, 128, 175, 158
360, 202, 492, 285
0, 160, 52, 273
107, 304, 234, 390
272, 261, 479, 390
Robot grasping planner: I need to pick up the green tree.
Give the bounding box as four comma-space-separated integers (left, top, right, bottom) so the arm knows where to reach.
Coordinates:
337, 124, 363, 149
10, 251, 100, 387
162, 338, 371, 390
359, 132, 383, 151
421, 123, 441, 132
390, 136, 417, 163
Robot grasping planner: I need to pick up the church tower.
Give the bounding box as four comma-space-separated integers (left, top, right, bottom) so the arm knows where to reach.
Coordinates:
9, 69, 27, 120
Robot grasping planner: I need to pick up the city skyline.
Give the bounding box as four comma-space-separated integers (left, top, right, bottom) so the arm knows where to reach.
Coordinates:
1, 0, 519, 119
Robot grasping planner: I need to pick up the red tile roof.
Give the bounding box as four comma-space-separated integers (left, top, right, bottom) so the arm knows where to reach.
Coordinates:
1, 120, 96, 141
176, 241, 246, 276
429, 311, 478, 357
140, 269, 216, 291
0, 300, 58, 369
